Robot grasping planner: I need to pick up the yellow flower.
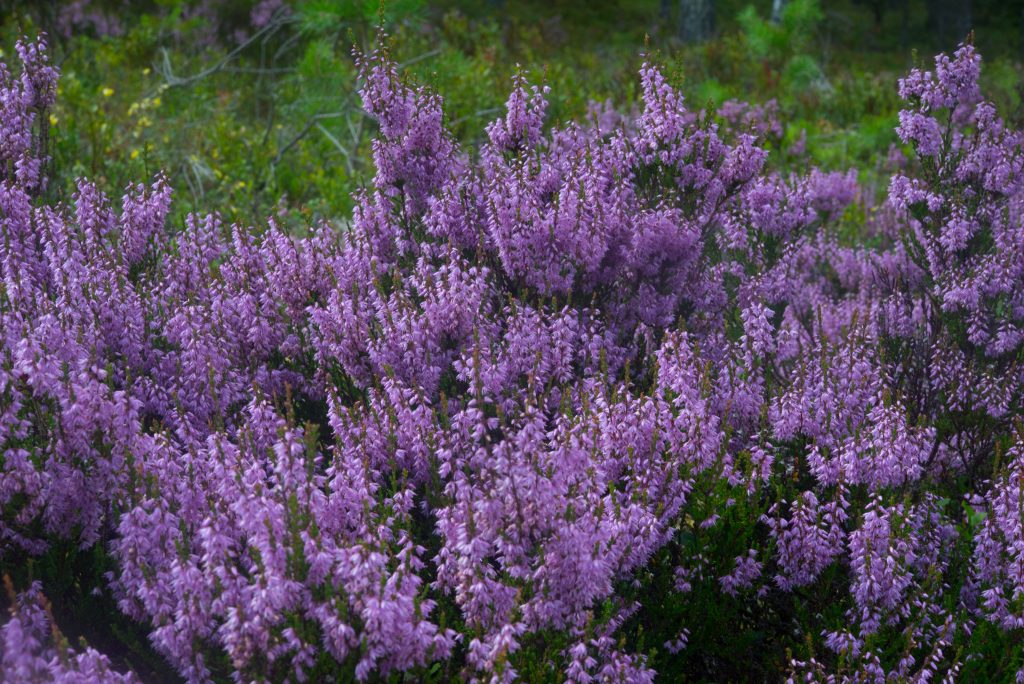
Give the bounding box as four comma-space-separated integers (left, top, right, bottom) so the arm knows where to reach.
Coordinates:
143, 68, 151, 76
102, 87, 115, 97
130, 149, 140, 160
48, 114, 58, 126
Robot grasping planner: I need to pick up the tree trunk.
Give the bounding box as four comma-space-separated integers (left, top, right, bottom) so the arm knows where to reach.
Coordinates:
678, 0, 714, 43
771, 0, 787, 24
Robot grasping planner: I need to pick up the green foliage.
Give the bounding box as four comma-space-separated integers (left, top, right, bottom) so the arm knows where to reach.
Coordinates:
781, 53, 825, 92
7, 0, 1015, 230
295, 0, 423, 31
737, 0, 832, 112
738, 0, 823, 61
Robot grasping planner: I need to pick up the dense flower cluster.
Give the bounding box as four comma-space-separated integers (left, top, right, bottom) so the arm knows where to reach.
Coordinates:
1, 579, 138, 682
2, 34, 1024, 683
0, 35, 57, 192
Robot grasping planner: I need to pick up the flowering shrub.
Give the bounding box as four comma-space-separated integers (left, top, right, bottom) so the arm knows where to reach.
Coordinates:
1, 33, 1024, 683
0, 578, 138, 682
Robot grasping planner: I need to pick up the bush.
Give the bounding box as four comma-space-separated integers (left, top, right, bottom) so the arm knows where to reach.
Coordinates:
1, 28, 1024, 684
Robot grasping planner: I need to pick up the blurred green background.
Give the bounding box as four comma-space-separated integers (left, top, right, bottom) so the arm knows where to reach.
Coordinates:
1, 0, 1020, 229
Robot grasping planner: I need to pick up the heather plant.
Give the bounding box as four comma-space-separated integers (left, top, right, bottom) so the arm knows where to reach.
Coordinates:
3, 27, 1024, 684
0, 578, 139, 682
0, 35, 57, 194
